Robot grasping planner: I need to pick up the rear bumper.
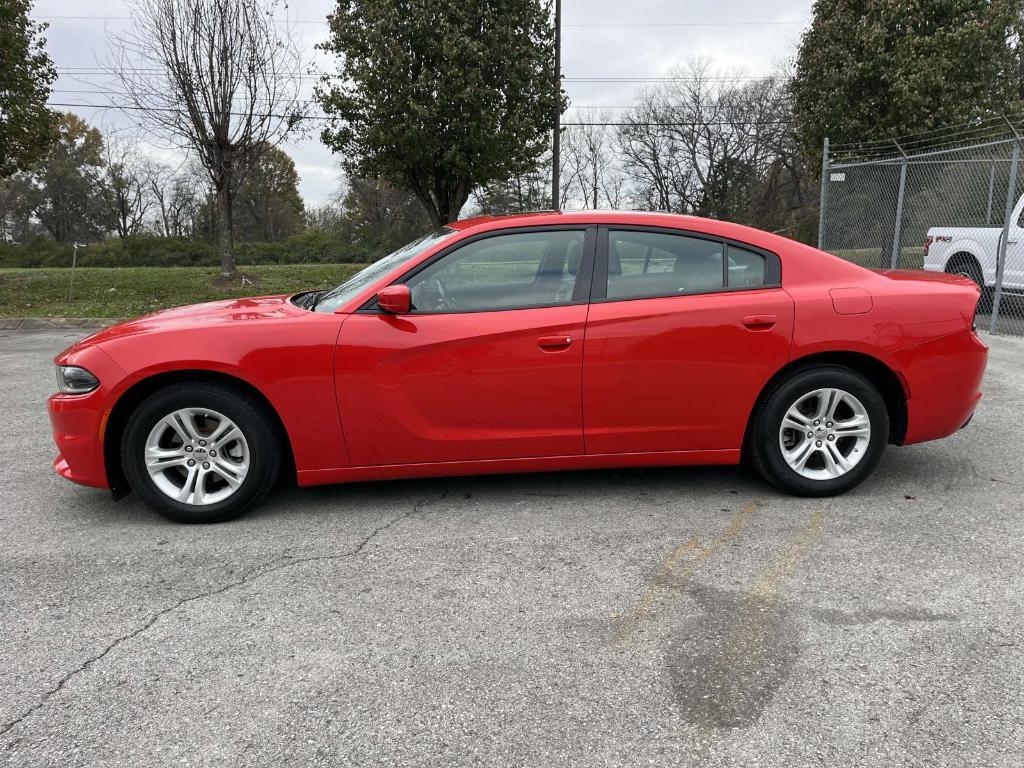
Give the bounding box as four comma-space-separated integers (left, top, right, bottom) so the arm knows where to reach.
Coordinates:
897, 329, 988, 445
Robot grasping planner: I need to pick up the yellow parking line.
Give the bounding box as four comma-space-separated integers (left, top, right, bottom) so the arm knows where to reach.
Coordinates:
614, 501, 758, 642
684, 508, 827, 753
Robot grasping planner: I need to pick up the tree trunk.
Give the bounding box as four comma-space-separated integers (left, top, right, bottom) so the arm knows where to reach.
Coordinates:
411, 177, 471, 228
217, 184, 236, 276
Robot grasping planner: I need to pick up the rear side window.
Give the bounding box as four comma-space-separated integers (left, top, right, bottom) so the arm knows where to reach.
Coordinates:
606, 231, 724, 300
727, 245, 767, 288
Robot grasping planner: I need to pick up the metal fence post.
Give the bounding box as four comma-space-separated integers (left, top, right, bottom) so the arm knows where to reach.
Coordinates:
817, 137, 829, 250
890, 143, 908, 269
986, 157, 996, 225
991, 139, 1019, 334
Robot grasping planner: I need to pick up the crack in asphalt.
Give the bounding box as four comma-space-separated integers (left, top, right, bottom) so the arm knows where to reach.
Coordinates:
0, 490, 449, 742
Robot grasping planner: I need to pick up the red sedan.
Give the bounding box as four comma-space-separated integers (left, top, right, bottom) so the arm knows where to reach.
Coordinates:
48, 212, 987, 523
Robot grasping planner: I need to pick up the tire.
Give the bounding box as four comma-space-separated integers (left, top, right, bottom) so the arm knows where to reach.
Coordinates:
946, 256, 993, 313
122, 382, 281, 523
749, 365, 889, 497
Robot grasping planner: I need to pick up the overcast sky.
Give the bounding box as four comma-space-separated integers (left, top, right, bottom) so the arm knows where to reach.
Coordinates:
32, 0, 813, 205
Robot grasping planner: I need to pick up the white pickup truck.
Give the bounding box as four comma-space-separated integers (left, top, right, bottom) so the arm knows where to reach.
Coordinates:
924, 194, 1024, 309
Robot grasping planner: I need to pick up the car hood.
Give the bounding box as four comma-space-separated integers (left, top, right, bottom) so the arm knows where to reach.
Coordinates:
64, 294, 304, 353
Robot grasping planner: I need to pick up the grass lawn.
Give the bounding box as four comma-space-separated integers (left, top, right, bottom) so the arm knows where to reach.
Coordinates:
0, 248, 935, 321
0, 264, 363, 319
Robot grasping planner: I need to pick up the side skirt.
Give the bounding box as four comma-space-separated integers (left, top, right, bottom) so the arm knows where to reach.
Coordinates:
296, 448, 741, 487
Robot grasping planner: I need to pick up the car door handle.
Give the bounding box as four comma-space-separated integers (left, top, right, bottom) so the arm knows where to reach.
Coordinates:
537, 335, 574, 351
742, 314, 777, 330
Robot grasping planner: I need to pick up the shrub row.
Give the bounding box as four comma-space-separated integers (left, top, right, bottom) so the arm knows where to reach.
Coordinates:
0, 233, 386, 268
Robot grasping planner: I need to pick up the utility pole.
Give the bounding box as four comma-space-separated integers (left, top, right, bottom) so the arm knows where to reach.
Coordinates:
551, 0, 561, 210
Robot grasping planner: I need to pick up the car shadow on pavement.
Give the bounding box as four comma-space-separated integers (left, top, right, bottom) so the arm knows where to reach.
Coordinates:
252, 464, 769, 520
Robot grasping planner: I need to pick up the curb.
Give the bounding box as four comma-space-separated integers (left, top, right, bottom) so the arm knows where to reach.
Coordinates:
0, 318, 115, 330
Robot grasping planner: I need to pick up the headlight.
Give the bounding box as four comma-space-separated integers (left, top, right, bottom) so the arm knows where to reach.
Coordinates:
56, 365, 100, 394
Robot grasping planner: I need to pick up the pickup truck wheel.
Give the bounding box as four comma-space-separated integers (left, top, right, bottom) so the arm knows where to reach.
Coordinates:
946, 256, 993, 313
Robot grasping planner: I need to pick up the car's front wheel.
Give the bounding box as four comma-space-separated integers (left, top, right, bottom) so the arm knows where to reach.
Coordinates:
749, 365, 889, 496
122, 382, 281, 523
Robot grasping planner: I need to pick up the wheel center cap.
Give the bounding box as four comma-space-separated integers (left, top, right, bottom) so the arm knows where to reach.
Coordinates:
815, 428, 829, 439
193, 447, 209, 460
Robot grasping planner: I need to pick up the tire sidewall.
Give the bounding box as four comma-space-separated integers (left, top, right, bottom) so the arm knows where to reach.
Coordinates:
948, 258, 992, 311
122, 385, 277, 523
755, 366, 889, 497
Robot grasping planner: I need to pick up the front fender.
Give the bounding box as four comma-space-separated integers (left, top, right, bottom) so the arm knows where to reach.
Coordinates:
87, 317, 350, 475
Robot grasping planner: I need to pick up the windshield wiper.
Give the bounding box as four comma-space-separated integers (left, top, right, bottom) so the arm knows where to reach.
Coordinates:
305, 289, 329, 311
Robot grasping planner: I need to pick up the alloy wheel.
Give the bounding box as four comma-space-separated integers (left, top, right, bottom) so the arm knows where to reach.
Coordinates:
144, 407, 250, 506
778, 388, 872, 481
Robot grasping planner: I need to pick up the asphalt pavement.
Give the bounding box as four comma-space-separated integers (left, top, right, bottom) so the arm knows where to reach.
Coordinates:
2, 328, 1023, 767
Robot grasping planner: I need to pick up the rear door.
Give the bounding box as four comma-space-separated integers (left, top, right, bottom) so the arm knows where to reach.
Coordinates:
336, 227, 596, 466
583, 226, 794, 454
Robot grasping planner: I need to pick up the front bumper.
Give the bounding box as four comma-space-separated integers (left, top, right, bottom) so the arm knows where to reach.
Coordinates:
49, 399, 109, 488
47, 346, 127, 490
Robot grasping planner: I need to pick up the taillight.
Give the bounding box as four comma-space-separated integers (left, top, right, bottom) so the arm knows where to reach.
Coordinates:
924, 235, 933, 255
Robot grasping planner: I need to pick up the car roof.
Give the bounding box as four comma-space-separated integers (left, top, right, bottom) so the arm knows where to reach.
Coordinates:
445, 210, 877, 285
447, 209, 700, 232
446, 210, 789, 253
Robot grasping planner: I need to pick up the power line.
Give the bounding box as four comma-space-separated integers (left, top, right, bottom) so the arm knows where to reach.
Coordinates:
46, 99, 794, 127
565, 76, 776, 82
48, 90, 785, 110
37, 14, 808, 29
564, 121, 793, 127
54, 68, 780, 84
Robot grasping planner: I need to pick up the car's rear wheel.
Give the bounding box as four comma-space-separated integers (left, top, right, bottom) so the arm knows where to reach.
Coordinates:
122, 382, 281, 523
749, 365, 889, 497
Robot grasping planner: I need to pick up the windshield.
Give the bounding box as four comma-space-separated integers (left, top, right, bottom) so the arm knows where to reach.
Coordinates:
314, 229, 454, 313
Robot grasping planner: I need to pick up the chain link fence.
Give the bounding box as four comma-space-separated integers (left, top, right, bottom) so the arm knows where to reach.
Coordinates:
819, 120, 1024, 335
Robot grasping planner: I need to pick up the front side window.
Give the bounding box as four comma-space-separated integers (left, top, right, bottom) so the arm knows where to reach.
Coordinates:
407, 230, 587, 312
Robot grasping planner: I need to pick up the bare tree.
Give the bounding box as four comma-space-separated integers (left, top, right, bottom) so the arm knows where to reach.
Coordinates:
561, 111, 626, 209
475, 153, 552, 214
618, 90, 691, 212
109, 0, 305, 274
100, 134, 156, 237
614, 59, 802, 229
659, 59, 793, 220
150, 162, 203, 238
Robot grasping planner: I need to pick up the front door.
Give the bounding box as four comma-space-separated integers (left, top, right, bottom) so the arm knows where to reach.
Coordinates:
583, 227, 794, 454
336, 227, 595, 466
1003, 211, 1024, 290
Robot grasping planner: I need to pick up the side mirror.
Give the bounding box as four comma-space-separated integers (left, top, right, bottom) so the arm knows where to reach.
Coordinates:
377, 284, 411, 314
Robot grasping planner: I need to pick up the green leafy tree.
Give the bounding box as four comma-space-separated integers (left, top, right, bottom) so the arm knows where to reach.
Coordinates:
793, 0, 1024, 164
234, 145, 305, 241
0, 0, 57, 177
0, 173, 38, 240
33, 113, 109, 242
316, 0, 566, 227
